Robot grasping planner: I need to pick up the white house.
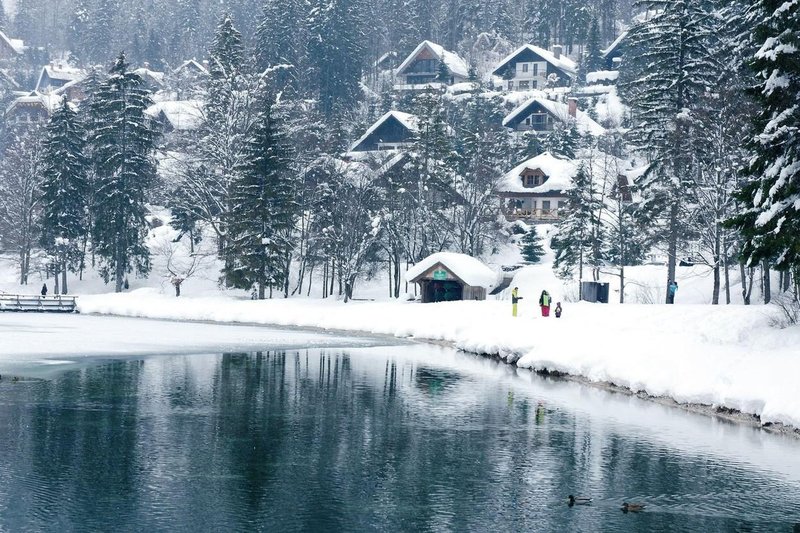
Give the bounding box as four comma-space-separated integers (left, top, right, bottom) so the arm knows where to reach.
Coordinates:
497, 152, 578, 222
492, 44, 577, 90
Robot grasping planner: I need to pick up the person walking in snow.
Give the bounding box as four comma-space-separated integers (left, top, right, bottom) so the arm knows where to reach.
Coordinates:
667, 280, 678, 304
40, 283, 48, 297
539, 290, 552, 317
554, 302, 562, 318
511, 287, 523, 317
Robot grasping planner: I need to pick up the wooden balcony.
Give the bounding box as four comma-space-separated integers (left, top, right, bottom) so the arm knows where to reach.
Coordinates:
502, 208, 562, 223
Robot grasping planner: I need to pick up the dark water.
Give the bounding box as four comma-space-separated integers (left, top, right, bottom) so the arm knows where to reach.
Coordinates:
1, 344, 799, 532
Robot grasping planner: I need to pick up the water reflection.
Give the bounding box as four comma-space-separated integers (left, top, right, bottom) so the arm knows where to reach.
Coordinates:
0, 346, 798, 532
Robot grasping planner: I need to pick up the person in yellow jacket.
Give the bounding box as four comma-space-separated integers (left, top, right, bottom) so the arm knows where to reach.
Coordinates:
511, 287, 523, 317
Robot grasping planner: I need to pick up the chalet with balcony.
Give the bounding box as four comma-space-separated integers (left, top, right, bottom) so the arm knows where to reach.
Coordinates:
498, 152, 577, 222
502, 97, 605, 136
492, 44, 576, 90
395, 41, 469, 89
348, 111, 418, 153
5, 92, 65, 128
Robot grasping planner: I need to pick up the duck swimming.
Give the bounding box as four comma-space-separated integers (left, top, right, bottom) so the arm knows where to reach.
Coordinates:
568, 495, 592, 506
621, 502, 645, 513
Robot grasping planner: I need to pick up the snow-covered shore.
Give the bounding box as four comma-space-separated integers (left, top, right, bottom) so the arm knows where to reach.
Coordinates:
75, 289, 800, 430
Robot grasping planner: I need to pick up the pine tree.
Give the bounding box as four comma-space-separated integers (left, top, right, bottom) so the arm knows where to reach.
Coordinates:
225, 98, 298, 299
520, 228, 545, 263
729, 0, 800, 283
552, 164, 601, 280
584, 17, 604, 73
255, 0, 307, 94
39, 100, 89, 295
307, 0, 366, 117
619, 0, 721, 303
90, 53, 159, 292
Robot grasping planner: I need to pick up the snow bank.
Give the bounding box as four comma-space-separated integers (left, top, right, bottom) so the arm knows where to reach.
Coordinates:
75, 289, 800, 429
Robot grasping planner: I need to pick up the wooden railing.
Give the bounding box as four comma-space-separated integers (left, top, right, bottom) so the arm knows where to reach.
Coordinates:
502, 208, 562, 222
0, 294, 78, 313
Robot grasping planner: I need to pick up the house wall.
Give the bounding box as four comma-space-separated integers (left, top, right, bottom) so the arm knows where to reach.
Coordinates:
501, 194, 568, 221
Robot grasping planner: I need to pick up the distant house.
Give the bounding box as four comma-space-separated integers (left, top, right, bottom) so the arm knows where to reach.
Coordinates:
5, 91, 65, 127
132, 67, 166, 92
0, 31, 26, 61
374, 51, 399, 71
145, 100, 204, 134
173, 59, 209, 78
497, 152, 578, 222
492, 44, 576, 90
395, 41, 469, 88
348, 111, 418, 153
602, 31, 627, 70
405, 252, 496, 302
35, 64, 86, 94
502, 97, 605, 136
0, 69, 20, 92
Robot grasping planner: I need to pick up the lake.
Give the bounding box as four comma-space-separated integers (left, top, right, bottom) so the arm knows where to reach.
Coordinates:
1, 341, 799, 531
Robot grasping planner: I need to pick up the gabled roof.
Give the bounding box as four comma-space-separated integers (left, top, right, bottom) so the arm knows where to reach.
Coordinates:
0, 69, 20, 90
145, 100, 204, 131
396, 40, 469, 79
133, 67, 166, 86
5, 91, 67, 115
405, 252, 497, 287
173, 59, 209, 76
349, 110, 419, 152
35, 64, 86, 91
502, 97, 605, 136
0, 31, 25, 55
602, 31, 628, 58
498, 152, 578, 194
492, 44, 577, 78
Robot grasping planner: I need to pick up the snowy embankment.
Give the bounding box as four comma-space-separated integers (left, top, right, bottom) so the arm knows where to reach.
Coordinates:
77, 290, 800, 429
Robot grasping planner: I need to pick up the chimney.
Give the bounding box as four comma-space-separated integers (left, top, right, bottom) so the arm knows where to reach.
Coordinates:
568, 97, 577, 118
553, 45, 562, 60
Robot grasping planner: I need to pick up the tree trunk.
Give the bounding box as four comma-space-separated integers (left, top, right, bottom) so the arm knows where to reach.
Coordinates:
711, 226, 720, 305
763, 260, 771, 304
175, 283, 181, 297
54, 263, 60, 295
61, 261, 68, 295
258, 281, 265, 300
619, 266, 625, 304
666, 203, 678, 304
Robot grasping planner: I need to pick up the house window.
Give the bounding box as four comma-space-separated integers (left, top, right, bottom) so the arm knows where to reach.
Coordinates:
525, 176, 535, 187
542, 200, 551, 213
507, 81, 513, 90
533, 64, 539, 76
524, 117, 531, 126
532, 80, 538, 89
518, 80, 530, 90
522, 63, 529, 73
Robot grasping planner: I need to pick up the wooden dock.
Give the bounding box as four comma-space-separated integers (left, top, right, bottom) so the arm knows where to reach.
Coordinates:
0, 294, 78, 313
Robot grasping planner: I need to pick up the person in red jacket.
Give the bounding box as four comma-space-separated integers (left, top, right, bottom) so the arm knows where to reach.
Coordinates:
539, 290, 552, 317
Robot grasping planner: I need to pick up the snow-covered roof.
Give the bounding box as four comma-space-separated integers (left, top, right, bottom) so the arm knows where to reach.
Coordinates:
396, 40, 469, 79
602, 31, 628, 57
133, 67, 166, 85
36, 64, 86, 92
405, 252, 497, 288
5, 91, 70, 115
492, 44, 577, 77
146, 100, 204, 131
173, 59, 209, 76
498, 152, 579, 194
349, 110, 419, 152
586, 70, 619, 84
502, 97, 606, 136
0, 31, 25, 55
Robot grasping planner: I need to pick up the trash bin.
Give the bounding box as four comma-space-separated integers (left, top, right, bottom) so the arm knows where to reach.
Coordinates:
581, 281, 609, 303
